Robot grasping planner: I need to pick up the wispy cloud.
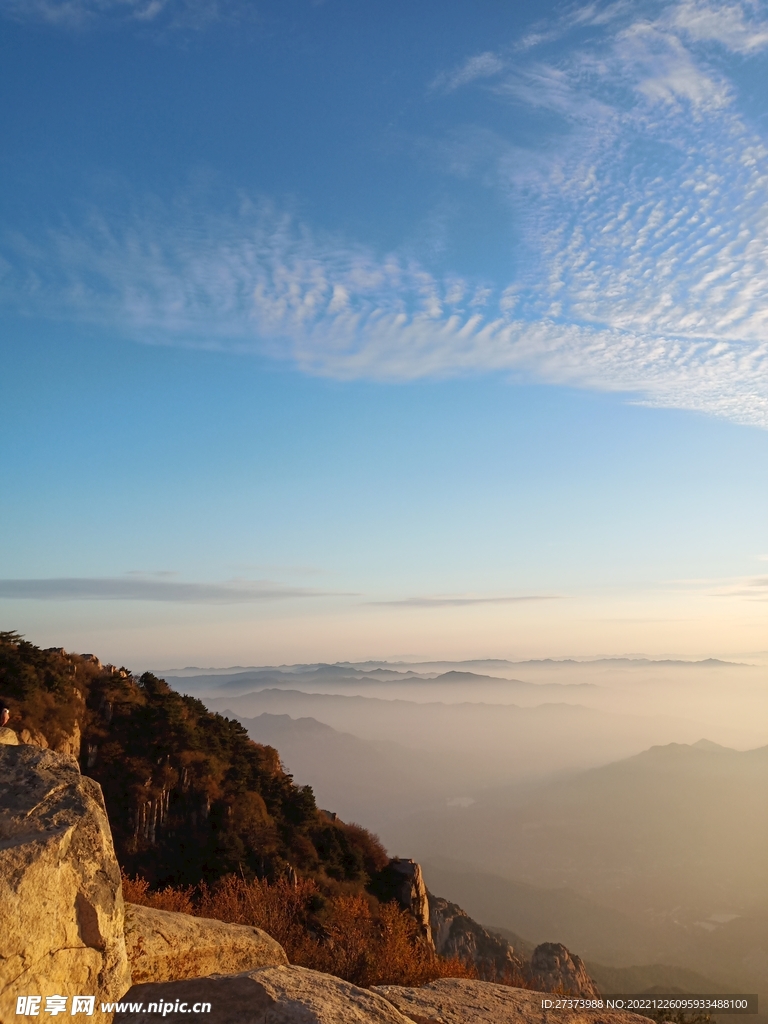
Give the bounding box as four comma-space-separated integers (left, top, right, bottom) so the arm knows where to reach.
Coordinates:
716, 576, 768, 600
0, 0, 243, 29
667, 0, 768, 54
369, 594, 560, 608
0, 576, 347, 602
668, 574, 768, 599
430, 51, 506, 93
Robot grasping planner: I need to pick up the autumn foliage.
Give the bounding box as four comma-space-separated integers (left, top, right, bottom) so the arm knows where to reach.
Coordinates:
122, 872, 476, 988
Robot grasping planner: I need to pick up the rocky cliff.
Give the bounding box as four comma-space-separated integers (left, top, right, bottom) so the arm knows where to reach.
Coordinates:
377, 858, 599, 997
428, 894, 526, 982
526, 943, 600, 999
0, 744, 131, 1024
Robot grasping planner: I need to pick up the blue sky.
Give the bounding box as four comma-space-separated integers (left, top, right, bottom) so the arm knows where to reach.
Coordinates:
1, 0, 767, 665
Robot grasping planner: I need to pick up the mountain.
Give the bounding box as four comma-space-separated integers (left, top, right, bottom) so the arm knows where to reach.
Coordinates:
235, 712, 454, 826
168, 664, 599, 706
202, 687, 709, 787
420, 860, 664, 967
391, 741, 768, 1001
583, 962, 729, 996
421, 860, 768, 1005
390, 740, 768, 916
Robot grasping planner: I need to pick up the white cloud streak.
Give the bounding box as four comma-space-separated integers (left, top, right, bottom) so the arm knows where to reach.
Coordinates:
430, 51, 506, 93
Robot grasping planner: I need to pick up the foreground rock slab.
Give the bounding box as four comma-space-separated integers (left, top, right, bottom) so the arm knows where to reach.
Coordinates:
0, 745, 130, 1024
114, 965, 416, 1023
373, 979, 651, 1024
125, 903, 288, 983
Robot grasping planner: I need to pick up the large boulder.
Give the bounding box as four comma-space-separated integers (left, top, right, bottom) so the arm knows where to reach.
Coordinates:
0, 744, 131, 1023
525, 943, 600, 998
374, 978, 649, 1024
124, 903, 288, 983
113, 965, 415, 1023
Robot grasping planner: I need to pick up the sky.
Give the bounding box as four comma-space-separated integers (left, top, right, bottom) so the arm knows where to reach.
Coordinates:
1, 0, 767, 666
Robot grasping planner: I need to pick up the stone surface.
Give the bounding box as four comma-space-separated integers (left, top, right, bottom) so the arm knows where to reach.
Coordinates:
429, 894, 525, 982
124, 903, 288, 984
525, 943, 600, 998
372, 859, 434, 949
113, 965, 416, 1023
0, 727, 18, 745
0, 744, 131, 1024
374, 978, 650, 1024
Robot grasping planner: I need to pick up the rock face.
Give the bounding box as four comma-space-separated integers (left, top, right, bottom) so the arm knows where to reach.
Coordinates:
372, 858, 434, 948
429, 894, 525, 981
374, 978, 648, 1024
0, 745, 131, 1023
113, 965, 416, 1024
0, 727, 18, 745
427, 893, 599, 996
124, 903, 288, 984
525, 943, 600, 998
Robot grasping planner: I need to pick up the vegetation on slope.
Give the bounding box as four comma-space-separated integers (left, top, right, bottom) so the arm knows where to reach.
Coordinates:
0, 631, 386, 886
123, 872, 474, 987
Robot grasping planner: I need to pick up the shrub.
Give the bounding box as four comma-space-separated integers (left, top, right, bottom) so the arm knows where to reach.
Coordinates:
121, 872, 195, 914
122, 871, 475, 988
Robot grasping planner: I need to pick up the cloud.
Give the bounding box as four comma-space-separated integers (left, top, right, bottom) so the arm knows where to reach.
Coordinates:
0, 576, 347, 602
370, 595, 560, 608
3, 0, 768, 429
672, 574, 768, 599
431, 51, 506, 93
4, 176, 767, 427
668, 0, 768, 54
615, 22, 731, 109
0, 0, 243, 29
494, 63, 615, 122
725, 576, 768, 599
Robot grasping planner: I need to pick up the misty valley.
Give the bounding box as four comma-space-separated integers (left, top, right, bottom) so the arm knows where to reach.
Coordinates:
176, 657, 768, 1008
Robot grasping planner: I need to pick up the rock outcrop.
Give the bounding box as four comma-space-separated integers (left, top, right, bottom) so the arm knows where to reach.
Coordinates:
0, 744, 131, 1023
429, 894, 526, 981
427, 892, 599, 996
524, 943, 600, 998
124, 903, 288, 984
371, 858, 434, 948
113, 965, 415, 1024
374, 978, 647, 1024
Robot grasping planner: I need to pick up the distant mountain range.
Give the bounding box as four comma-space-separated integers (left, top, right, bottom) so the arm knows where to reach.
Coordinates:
168, 665, 600, 706
392, 739, 768, 916
203, 687, 713, 792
